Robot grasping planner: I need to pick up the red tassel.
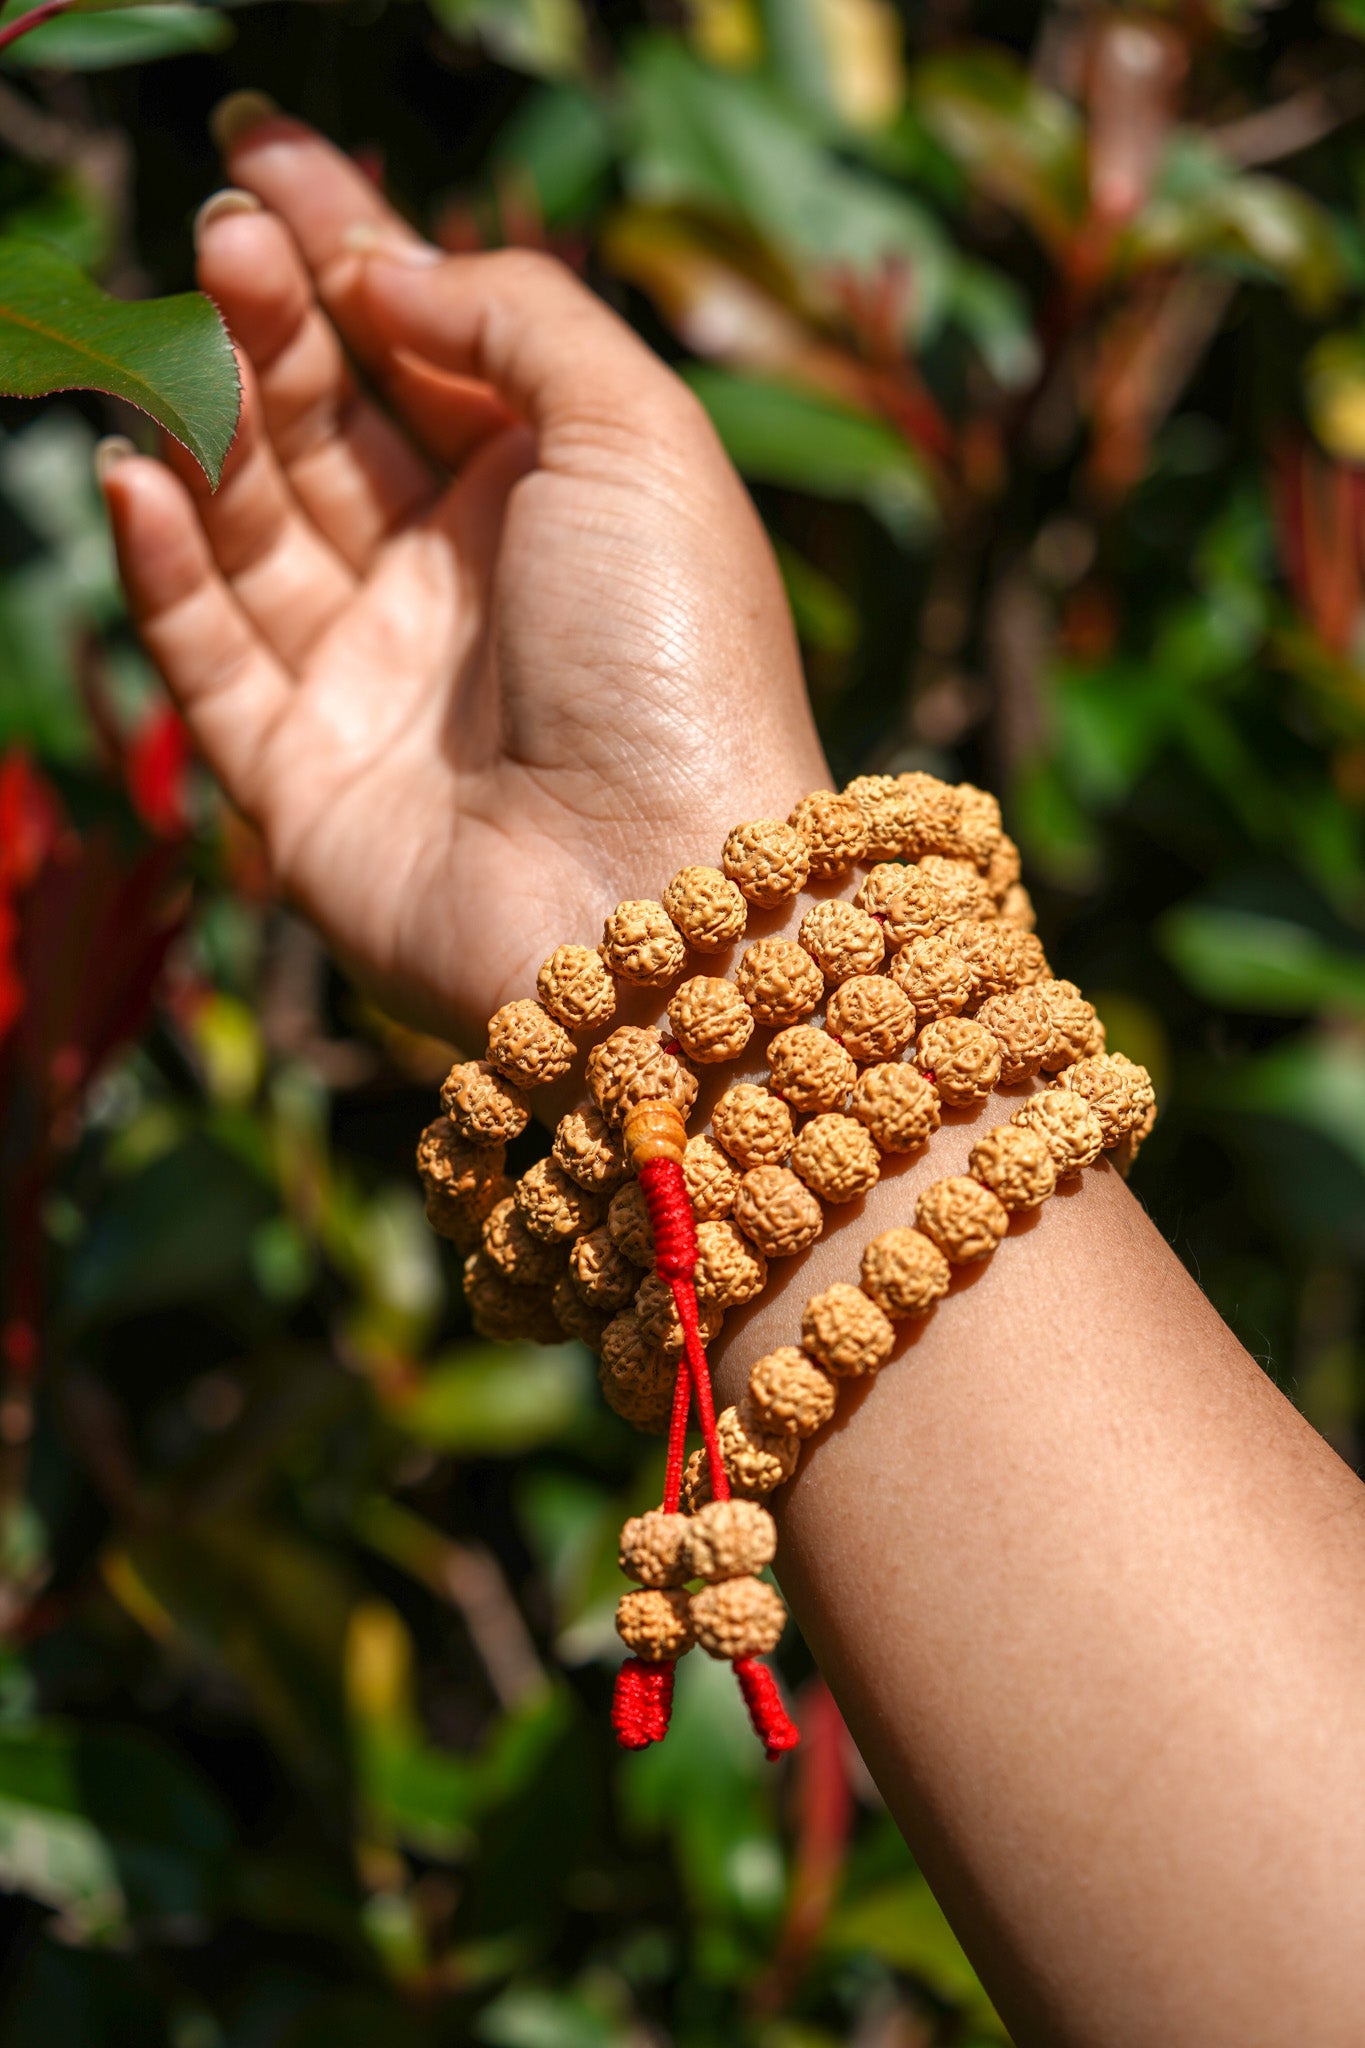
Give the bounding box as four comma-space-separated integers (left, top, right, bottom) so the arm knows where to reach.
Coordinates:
734, 1656, 800, 1761
612, 1657, 676, 1749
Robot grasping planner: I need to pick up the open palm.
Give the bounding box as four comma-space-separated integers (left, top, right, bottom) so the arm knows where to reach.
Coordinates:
105, 107, 826, 1046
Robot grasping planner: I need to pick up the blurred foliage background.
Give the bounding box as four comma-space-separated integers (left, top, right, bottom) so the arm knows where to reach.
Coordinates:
5, 0, 1365, 2039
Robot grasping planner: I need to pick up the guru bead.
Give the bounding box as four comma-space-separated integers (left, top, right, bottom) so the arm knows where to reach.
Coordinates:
667, 975, 755, 1064
1058, 1052, 1155, 1143
969, 1122, 1057, 1210
712, 1084, 793, 1168
975, 988, 1053, 1085
790, 1113, 881, 1204
441, 1059, 530, 1144
619, 1509, 693, 1588
683, 1134, 740, 1219
601, 899, 687, 987
787, 789, 869, 877
826, 975, 914, 1062
888, 935, 974, 1023
552, 1105, 629, 1193
801, 1283, 896, 1376
734, 937, 825, 1028
848, 1062, 941, 1152
690, 1576, 787, 1660
844, 773, 918, 860
734, 1165, 824, 1259
486, 998, 575, 1089
569, 1223, 639, 1310
622, 1098, 688, 1170
515, 1156, 602, 1243
616, 1587, 694, 1660
914, 1016, 1002, 1104
693, 1218, 768, 1308
685, 1499, 777, 1581
722, 818, 811, 907
587, 1025, 698, 1126
1011, 1089, 1106, 1174
860, 1228, 951, 1319
747, 1346, 837, 1437
662, 864, 748, 951
1036, 980, 1106, 1070
481, 1196, 566, 1287
536, 943, 616, 1030
767, 1026, 857, 1116
916, 1176, 1010, 1263
797, 899, 885, 984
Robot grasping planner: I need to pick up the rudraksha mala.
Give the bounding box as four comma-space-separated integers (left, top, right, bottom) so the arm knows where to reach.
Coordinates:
416, 773, 1157, 1761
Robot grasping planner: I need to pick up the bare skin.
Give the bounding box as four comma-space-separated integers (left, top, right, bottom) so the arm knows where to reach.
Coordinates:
102, 104, 1365, 2048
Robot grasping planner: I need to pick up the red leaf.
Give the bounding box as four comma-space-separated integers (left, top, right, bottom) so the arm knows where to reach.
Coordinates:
126, 706, 192, 838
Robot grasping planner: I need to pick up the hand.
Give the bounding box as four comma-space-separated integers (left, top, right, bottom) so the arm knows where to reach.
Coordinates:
102, 104, 827, 1045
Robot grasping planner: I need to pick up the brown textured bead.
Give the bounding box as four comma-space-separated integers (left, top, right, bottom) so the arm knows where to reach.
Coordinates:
1000, 883, 1036, 933
1058, 1052, 1155, 1143
441, 1059, 531, 1144
1011, 1089, 1106, 1174
462, 1251, 561, 1344
417, 1119, 508, 1248
424, 1171, 512, 1253
607, 1180, 654, 1267
712, 1084, 793, 1168
975, 988, 1054, 1085
633, 1272, 724, 1357
481, 1196, 566, 1287
916, 854, 995, 923
662, 865, 748, 951
690, 1575, 787, 1660
734, 1165, 824, 1259
715, 1400, 800, 1498
801, 1283, 896, 1376
845, 773, 918, 860
668, 976, 754, 1063
848, 1062, 941, 1153
616, 1586, 693, 1660
888, 935, 974, 1023
791, 1113, 881, 1204
693, 1218, 768, 1308
569, 1223, 639, 1311
622, 1100, 688, 1171
536, 943, 616, 1030
914, 1016, 1002, 1104
955, 782, 1004, 867
683, 1134, 740, 1220
619, 1509, 692, 1588
856, 863, 950, 947
734, 937, 825, 1028
767, 1025, 857, 1115
515, 1156, 602, 1244
826, 975, 914, 1062
1037, 980, 1106, 1071
787, 789, 869, 878
798, 899, 885, 984
685, 1499, 777, 1582
486, 999, 575, 1089
917, 1175, 1009, 1262
986, 832, 1023, 901
551, 1272, 610, 1352
601, 899, 686, 987
860, 1227, 951, 1318
721, 818, 810, 907
969, 1122, 1056, 1211
599, 1313, 674, 1432
949, 919, 1029, 1000
552, 1106, 628, 1193
587, 1026, 698, 1127
896, 771, 972, 858
747, 1346, 836, 1437
1014, 930, 1050, 981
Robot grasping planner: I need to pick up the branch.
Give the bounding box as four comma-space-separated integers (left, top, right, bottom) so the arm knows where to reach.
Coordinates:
0, 0, 75, 57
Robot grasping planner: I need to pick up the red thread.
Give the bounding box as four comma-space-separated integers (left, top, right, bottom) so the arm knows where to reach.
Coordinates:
734, 1655, 801, 1760
662, 1349, 691, 1515
638, 1154, 697, 1279
613, 1657, 676, 1748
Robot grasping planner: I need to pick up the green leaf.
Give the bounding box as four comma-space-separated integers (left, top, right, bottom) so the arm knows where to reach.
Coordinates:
1162, 906, 1365, 1017
910, 47, 1086, 250
0, 4, 232, 68
685, 366, 936, 542
774, 536, 858, 652
0, 238, 239, 486
0, 1720, 232, 1937
1127, 136, 1344, 314
493, 82, 616, 223
385, 1341, 589, 1453
1192, 1032, 1365, 1183
824, 1873, 1007, 2036
428, 0, 587, 79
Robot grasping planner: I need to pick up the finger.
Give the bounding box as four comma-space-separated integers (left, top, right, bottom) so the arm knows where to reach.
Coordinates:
193, 192, 436, 568
99, 446, 293, 815
386, 351, 520, 472
161, 346, 357, 673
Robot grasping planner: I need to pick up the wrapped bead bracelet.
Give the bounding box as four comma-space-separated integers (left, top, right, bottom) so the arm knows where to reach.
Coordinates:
416, 772, 1156, 1760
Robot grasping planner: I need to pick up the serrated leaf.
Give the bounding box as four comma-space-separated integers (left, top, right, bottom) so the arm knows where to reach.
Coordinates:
0, 238, 239, 486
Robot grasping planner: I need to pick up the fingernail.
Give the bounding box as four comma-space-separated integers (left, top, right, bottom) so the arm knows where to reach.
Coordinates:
193, 187, 261, 247
209, 89, 279, 155
343, 222, 441, 265
94, 436, 136, 488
